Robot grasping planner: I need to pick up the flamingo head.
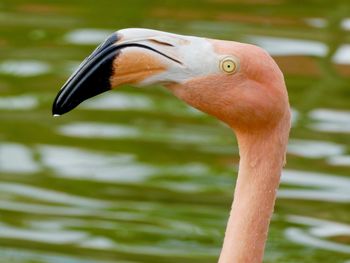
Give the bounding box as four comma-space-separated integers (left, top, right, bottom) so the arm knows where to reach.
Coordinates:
53, 28, 290, 132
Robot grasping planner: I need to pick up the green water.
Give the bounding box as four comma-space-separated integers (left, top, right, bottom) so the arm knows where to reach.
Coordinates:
1, 0, 350, 262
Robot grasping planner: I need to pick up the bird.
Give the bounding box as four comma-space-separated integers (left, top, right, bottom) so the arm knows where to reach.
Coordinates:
52, 28, 291, 263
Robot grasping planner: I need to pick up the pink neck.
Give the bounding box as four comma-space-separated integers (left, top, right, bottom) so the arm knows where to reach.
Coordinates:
218, 121, 289, 263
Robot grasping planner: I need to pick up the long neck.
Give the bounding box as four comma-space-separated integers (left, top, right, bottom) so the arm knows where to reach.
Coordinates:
218, 120, 290, 263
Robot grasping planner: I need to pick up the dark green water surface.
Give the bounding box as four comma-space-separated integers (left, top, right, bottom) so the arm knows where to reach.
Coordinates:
0, 0, 350, 262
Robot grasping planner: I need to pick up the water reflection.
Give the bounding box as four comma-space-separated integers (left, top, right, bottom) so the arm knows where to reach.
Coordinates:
58, 122, 140, 139
0, 198, 221, 254
310, 108, 350, 123
280, 170, 350, 203
246, 36, 328, 56
309, 108, 350, 133
328, 155, 350, 167
64, 29, 112, 45
81, 92, 204, 116
1, 139, 350, 260
288, 139, 345, 158
40, 145, 155, 183
285, 215, 350, 254
57, 122, 226, 144
0, 182, 109, 207
333, 44, 350, 65
0, 10, 76, 27
304, 18, 327, 28
0, 141, 219, 187
290, 108, 299, 126
0, 143, 39, 173
82, 93, 153, 110
0, 247, 116, 263
0, 200, 99, 216
0, 95, 38, 110
2, 140, 350, 203
0, 222, 88, 244
341, 18, 350, 31
0, 60, 50, 77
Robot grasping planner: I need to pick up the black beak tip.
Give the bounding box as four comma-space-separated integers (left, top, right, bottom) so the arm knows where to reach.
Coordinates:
52, 88, 69, 116
52, 108, 60, 117
51, 33, 120, 117
52, 92, 63, 116
52, 102, 63, 117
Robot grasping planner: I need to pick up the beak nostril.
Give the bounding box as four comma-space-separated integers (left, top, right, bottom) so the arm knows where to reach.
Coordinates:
149, 38, 174, 47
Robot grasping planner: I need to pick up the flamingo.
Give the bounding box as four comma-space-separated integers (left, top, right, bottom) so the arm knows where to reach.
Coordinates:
52, 28, 291, 263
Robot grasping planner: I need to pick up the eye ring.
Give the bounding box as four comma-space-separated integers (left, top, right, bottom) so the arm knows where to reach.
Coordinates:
220, 56, 239, 74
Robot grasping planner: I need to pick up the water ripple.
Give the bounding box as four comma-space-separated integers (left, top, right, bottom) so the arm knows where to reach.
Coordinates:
0, 182, 109, 207
81, 92, 204, 116
327, 155, 350, 167
64, 29, 113, 45
0, 143, 39, 173
285, 215, 350, 254
58, 122, 140, 139
0, 95, 38, 110
0, 222, 87, 244
57, 122, 226, 144
0, 247, 116, 263
246, 36, 328, 57
333, 44, 350, 65
280, 170, 350, 203
341, 18, 350, 31
288, 139, 345, 158
305, 18, 327, 28
39, 145, 156, 183
0, 60, 50, 77
82, 93, 153, 110
309, 108, 350, 133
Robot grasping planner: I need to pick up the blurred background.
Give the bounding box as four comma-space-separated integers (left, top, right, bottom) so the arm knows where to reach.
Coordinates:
0, 0, 350, 262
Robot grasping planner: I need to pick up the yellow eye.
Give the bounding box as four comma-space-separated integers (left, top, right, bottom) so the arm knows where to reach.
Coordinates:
220, 57, 238, 74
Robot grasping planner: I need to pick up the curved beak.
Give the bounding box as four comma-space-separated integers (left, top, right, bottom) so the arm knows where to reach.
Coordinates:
52, 28, 220, 116
52, 33, 119, 115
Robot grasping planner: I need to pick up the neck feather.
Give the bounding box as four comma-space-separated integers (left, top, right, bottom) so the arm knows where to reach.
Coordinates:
218, 118, 290, 263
